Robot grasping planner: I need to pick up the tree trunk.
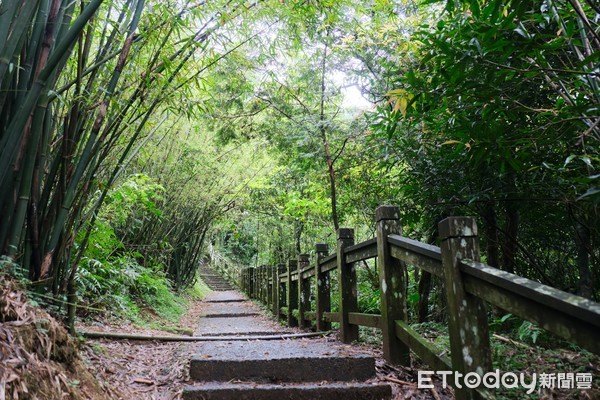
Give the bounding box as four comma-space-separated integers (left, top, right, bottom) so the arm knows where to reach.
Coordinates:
417, 271, 431, 322
294, 219, 303, 255
501, 205, 519, 274
481, 201, 500, 268
318, 36, 339, 231
575, 221, 593, 299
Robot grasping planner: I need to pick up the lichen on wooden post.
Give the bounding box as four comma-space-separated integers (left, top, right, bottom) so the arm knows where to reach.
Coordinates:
298, 254, 311, 328
439, 217, 492, 400
257, 266, 262, 301
276, 263, 286, 321
248, 268, 255, 298
262, 266, 269, 304
253, 268, 258, 299
287, 259, 299, 327
271, 265, 278, 316
315, 243, 331, 331
337, 228, 358, 343
266, 265, 273, 309
376, 205, 410, 365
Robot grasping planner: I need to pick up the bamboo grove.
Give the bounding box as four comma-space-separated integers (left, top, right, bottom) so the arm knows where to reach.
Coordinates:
1, 0, 599, 330
0, 0, 259, 327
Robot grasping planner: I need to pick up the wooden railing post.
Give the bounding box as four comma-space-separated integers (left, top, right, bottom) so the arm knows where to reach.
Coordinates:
255, 267, 260, 299
247, 268, 251, 296
276, 263, 286, 321
264, 266, 269, 304
376, 205, 410, 365
287, 259, 299, 327
270, 266, 277, 315
315, 243, 331, 331
262, 266, 268, 304
266, 266, 273, 308
298, 254, 310, 329
439, 217, 492, 400
258, 266, 262, 302
337, 228, 358, 343
239, 268, 243, 292
248, 268, 254, 298
256, 267, 260, 300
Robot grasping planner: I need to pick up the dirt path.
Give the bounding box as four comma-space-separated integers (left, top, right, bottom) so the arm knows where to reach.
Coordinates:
78, 293, 208, 399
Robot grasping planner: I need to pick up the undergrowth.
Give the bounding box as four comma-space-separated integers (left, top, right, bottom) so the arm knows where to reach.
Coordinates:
73, 175, 202, 324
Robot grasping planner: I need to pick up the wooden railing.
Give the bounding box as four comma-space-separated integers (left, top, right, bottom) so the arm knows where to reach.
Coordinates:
236, 205, 600, 400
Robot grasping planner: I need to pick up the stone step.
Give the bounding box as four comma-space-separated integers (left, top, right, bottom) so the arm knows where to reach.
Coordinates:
203, 292, 246, 302
189, 341, 376, 383
203, 282, 233, 286
203, 312, 260, 318
201, 277, 230, 282
182, 382, 392, 400
203, 283, 234, 288
201, 278, 230, 282
205, 298, 246, 303
196, 330, 294, 337
200, 301, 256, 315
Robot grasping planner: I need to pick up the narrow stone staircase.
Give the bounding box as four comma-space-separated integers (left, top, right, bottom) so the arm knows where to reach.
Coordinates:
183, 291, 391, 400
198, 264, 234, 291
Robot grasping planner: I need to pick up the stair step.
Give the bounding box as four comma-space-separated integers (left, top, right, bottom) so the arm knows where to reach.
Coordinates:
196, 331, 294, 337
205, 299, 246, 303
189, 341, 376, 382
203, 312, 260, 318
182, 382, 392, 400
203, 292, 246, 302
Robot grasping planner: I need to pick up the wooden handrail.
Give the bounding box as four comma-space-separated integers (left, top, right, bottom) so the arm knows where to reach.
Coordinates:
344, 237, 377, 263
236, 205, 600, 400
461, 259, 600, 354
388, 234, 443, 277
318, 254, 337, 273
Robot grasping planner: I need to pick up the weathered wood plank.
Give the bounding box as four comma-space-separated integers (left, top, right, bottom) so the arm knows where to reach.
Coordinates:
290, 270, 299, 282
461, 260, 600, 355
377, 206, 410, 365
287, 260, 299, 327
319, 257, 337, 274
301, 268, 316, 279
439, 217, 492, 400
345, 238, 378, 264
388, 234, 443, 277
348, 312, 382, 329
337, 228, 359, 343
394, 320, 451, 371
461, 260, 600, 327
319, 253, 336, 266
298, 254, 311, 329
275, 264, 286, 321
316, 243, 331, 331
323, 312, 341, 323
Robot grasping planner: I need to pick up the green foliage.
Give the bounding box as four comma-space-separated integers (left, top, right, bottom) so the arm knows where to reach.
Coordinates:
357, 266, 381, 314
76, 175, 182, 321
516, 321, 543, 345
364, 0, 599, 297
